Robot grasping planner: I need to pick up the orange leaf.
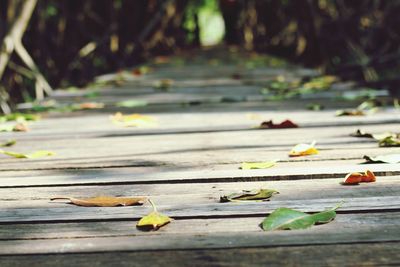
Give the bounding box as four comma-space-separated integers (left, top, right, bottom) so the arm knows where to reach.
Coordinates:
342, 173, 363, 185
362, 170, 376, 182
342, 170, 376, 185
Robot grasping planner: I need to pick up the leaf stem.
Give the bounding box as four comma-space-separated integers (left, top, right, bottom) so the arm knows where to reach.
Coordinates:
148, 198, 157, 212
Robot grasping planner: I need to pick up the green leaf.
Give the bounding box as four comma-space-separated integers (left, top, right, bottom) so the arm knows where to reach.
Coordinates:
220, 189, 279, 202
0, 139, 16, 147
241, 160, 277, 170
0, 113, 40, 123
0, 150, 55, 159
379, 136, 400, 147
116, 100, 148, 108
137, 199, 172, 230
363, 154, 400, 164
261, 203, 341, 231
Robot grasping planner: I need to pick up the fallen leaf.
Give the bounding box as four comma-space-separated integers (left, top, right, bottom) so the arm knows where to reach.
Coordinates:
350, 130, 399, 142
259, 119, 298, 129
261, 203, 341, 231
350, 129, 373, 138
0, 139, 16, 147
116, 100, 148, 108
0, 123, 29, 132
74, 102, 105, 110
240, 160, 277, 170
289, 141, 319, 157
379, 136, 400, 147
137, 199, 172, 231
363, 154, 400, 164
154, 79, 174, 90
0, 150, 55, 159
342, 172, 363, 185
0, 113, 40, 123
84, 91, 100, 98
132, 66, 152, 76
342, 170, 376, 185
306, 103, 324, 111
111, 112, 157, 127
335, 109, 365, 116
220, 189, 279, 202
51, 196, 146, 207
363, 170, 376, 182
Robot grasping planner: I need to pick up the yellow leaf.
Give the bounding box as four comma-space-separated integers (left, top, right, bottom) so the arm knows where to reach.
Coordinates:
289, 141, 319, 157
137, 199, 172, 230
241, 160, 277, 170
51, 196, 146, 207
111, 112, 157, 127
0, 150, 55, 159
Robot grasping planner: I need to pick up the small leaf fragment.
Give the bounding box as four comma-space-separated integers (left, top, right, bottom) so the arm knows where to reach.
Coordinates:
0, 123, 29, 132
220, 189, 279, 202
51, 196, 146, 207
111, 112, 157, 127
335, 109, 365, 116
350, 129, 373, 138
137, 199, 172, 231
259, 119, 298, 129
342, 172, 363, 185
289, 141, 319, 157
0, 150, 55, 159
261, 203, 341, 231
379, 136, 400, 147
154, 79, 174, 90
241, 160, 277, 170
363, 154, 400, 164
116, 100, 148, 108
341, 170, 376, 185
74, 102, 105, 110
0, 113, 40, 123
0, 139, 16, 147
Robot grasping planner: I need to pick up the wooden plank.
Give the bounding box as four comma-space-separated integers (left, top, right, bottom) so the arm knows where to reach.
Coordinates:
0, 163, 398, 187
0, 212, 398, 240
1, 195, 400, 223
2, 176, 400, 208
1, 216, 400, 254
2, 243, 397, 267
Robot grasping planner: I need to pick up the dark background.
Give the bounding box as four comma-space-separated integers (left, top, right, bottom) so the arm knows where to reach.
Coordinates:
1, 0, 400, 104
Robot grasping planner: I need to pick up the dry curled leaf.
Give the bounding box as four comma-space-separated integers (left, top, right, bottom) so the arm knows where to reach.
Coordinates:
289, 141, 319, 157
137, 199, 172, 231
51, 196, 146, 207
363, 154, 400, 164
220, 189, 279, 202
259, 119, 298, 129
342, 170, 376, 185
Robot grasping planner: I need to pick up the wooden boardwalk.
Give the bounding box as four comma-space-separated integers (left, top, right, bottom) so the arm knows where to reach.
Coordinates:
1, 48, 400, 266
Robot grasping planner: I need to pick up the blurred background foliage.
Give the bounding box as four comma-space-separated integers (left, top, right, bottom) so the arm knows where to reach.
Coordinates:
0, 0, 399, 108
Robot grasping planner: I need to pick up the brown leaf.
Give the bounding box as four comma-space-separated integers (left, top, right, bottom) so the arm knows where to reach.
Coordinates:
259, 119, 298, 129
51, 196, 146, 207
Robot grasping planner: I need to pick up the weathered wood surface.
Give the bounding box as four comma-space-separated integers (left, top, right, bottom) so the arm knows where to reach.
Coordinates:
1, 48, 400, 266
